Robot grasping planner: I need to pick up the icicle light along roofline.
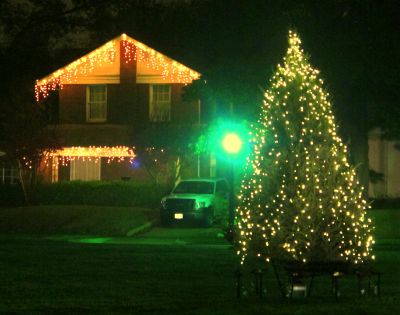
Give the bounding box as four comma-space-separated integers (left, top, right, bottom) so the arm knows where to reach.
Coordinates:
35, 33, 201, 101
42, 146, 136, 165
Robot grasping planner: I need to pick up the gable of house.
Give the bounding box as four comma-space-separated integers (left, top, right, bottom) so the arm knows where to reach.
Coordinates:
35, 33, 200, 100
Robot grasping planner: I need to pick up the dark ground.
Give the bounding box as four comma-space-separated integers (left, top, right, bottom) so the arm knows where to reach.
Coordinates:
0, 228, 399, 315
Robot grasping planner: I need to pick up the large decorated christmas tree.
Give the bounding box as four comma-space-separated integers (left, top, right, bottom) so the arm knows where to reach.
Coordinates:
236, 31, 374, 265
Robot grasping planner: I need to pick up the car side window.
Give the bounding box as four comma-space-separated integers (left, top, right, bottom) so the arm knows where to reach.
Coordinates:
216, 180, 228, 196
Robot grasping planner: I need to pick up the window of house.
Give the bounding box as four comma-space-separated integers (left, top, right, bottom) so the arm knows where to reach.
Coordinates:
149, 84, 171, 122
70, 159, 101, 181
0, 165, 20, 184
86, 85, 107, 122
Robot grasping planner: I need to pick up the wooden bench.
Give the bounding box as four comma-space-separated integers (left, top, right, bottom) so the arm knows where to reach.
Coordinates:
355, 264, 381, 297
276, 261, 352, 300
235, 261, 381, 300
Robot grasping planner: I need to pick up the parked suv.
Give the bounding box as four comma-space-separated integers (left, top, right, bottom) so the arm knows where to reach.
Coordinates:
160, 178, 230, 227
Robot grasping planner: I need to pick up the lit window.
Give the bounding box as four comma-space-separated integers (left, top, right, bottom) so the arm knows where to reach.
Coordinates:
86, 85, 107, 122
149, 84, 171, 122
70, 159, 101, 181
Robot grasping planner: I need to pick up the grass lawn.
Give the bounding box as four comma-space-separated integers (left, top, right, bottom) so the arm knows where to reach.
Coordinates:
0, 206, 156, 236
0, 236, 398, 315
0, 207, 398, 314
369, 208, 400, 241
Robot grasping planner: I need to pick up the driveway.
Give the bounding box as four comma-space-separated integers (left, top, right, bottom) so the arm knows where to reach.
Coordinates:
46, 227, 232, 248
132, 227, 230, 246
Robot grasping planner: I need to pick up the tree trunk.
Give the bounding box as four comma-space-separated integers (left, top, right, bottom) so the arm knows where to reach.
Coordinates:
30, 160, 37, 189
17, 160, 29, 205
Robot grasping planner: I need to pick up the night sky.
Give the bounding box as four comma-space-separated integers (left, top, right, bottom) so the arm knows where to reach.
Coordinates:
0, 0, 399, 142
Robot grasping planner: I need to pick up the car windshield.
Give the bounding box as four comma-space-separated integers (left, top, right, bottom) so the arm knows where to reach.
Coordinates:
173, 181, 214, 194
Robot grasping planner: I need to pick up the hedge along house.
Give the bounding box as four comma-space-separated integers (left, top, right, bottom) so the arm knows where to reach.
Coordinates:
35, 33, 203, 183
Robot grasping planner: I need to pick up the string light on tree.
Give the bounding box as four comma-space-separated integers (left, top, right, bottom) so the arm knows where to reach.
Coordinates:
236, 30, 374, 266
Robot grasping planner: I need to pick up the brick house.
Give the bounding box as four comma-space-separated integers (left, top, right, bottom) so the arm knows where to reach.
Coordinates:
368, 129, 400, 197
36, 34, 209, 183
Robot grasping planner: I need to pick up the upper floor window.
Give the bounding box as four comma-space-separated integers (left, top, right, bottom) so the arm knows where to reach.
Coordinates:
86, 85, 107, 122
149, 84, 171, 122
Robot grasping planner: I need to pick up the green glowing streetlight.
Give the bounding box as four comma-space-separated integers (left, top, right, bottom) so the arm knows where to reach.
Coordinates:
220, 131, 244, 229
195, 120, 248, 229
222, 132, 243, 154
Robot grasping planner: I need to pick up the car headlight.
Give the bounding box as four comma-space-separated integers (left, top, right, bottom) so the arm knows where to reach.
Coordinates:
195, 201, 206, 209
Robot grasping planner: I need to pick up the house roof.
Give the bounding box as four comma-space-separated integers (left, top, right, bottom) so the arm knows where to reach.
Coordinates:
35, 33, 201, 100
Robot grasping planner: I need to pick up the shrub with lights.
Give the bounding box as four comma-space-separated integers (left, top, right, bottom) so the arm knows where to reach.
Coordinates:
236, 31, 374, 266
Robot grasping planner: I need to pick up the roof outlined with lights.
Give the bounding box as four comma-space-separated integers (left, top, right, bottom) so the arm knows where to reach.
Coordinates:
35, 33, 201, 100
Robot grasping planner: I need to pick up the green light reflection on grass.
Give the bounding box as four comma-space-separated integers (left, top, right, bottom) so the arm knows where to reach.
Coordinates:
73, 237, 112, 244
